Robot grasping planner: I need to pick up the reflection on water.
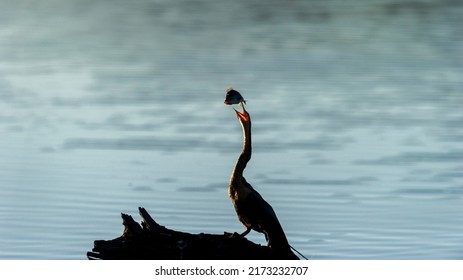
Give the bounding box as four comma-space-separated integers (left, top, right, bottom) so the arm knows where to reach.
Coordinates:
0, 0, 462, 259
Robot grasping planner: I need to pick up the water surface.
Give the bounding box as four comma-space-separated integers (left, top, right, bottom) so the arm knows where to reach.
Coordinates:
0, 0, 462, 259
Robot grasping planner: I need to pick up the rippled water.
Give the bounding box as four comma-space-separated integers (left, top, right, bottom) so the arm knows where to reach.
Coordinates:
1, 0, 462, 259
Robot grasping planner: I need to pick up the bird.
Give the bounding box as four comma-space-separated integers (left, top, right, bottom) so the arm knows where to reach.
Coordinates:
227, 104, 298, 259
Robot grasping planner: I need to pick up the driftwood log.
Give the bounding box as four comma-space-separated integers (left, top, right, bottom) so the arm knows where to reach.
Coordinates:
87, 207, 299, 260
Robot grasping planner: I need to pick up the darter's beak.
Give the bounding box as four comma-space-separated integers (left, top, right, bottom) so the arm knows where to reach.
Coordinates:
233, 102, 249, 122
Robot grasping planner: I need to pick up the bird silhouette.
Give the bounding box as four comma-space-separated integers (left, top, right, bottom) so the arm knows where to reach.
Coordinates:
227, 103, 298, 259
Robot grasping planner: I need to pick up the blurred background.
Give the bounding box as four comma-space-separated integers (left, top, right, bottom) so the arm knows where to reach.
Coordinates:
0, 0, 462, 259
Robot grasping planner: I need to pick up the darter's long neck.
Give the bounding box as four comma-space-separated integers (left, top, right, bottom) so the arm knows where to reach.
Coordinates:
232, 120, 252, 180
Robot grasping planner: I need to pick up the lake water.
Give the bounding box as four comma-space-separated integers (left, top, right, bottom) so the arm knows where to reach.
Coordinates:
0, 0, 462, 259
